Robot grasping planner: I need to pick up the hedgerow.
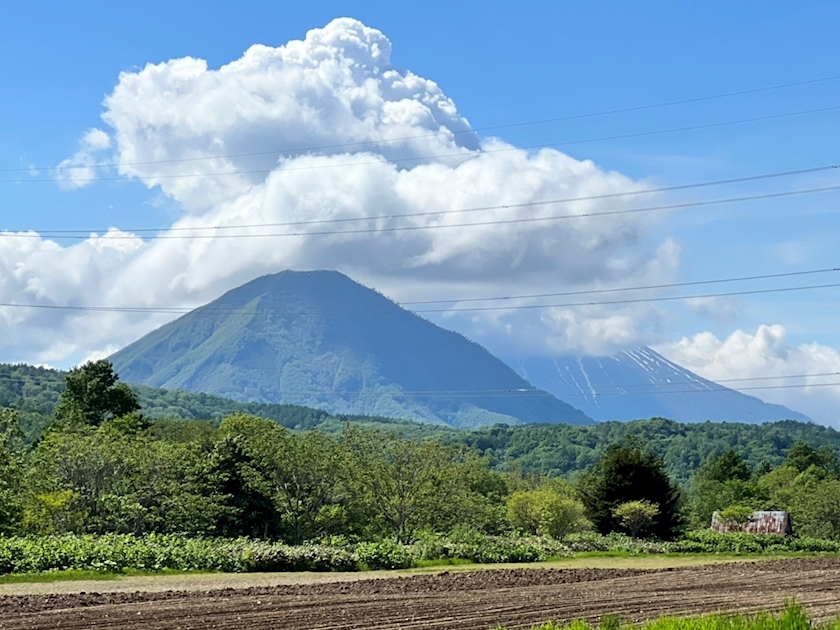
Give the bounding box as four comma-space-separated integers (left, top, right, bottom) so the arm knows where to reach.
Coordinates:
2, 531, 840, 577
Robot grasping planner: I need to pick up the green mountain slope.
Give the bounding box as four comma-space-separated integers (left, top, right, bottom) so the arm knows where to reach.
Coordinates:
3, 363, 839, 482
0, 362, 412, 437
109, 270, 592, 428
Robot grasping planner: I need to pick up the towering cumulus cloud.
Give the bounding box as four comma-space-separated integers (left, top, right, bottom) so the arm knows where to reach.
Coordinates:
2, 18, 675, 365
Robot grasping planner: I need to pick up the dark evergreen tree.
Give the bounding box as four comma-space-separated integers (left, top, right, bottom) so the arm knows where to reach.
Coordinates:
578, 440, 683, 539
54, 360, 140, 426
785, 441, 823, 473
699, 449, 752, 483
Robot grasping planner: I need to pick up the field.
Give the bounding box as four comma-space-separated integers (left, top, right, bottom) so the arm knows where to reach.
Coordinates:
0, 558, 839, 629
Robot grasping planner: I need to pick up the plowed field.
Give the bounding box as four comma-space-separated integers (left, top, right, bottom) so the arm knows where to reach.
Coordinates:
1, 558, 839, 630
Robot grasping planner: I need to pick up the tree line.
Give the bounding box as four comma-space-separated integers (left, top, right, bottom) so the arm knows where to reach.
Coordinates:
1, 360, 838, 543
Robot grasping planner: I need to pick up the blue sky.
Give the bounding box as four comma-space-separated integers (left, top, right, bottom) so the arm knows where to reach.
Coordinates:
1, 1, 839, 421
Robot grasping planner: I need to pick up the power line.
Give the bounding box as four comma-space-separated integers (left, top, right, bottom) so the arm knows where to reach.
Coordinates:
427, 281, 840, 313
400, 267, 840, 305
1, 277, 839, 316
6, 73, 840, 174
0, 371, 836, 398
6, 183, 840, 241
18, 164, 840, 235
7, 104, 840, 184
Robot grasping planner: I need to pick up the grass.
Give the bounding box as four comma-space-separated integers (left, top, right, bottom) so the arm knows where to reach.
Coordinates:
500, 602, 838, 630
403, 552, 789, 574
0, 568, 204, 585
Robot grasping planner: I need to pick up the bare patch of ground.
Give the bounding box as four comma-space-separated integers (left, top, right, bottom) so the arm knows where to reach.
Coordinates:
1, 558, 838, 629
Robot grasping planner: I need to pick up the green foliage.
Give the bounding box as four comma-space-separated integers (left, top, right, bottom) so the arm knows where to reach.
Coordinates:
355, 539, 414, 569
687, 451, 767, 529
514, 602, 821, 630
0, 535, 358, 574
784, 441, 838, 475
54, 360, 140, 426
612, 500, 660, 538
579, 441, 683, 539
0, 408, 25, 532
670, 530, 840, 553
4, 359, 840, 484
506, 483, 589, 539
343, 427, 499, 541
718, 504, 756, 526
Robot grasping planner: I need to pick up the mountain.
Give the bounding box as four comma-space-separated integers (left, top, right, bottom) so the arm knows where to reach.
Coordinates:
110, 270, 593, 428
508, 347, 811, 424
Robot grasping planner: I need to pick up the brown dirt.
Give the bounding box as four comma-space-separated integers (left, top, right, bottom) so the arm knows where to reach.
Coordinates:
1, 558, 839, 629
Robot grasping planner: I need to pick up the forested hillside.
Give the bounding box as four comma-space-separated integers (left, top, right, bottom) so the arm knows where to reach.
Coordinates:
0, 363, 408, 438
3, 362, 840, 482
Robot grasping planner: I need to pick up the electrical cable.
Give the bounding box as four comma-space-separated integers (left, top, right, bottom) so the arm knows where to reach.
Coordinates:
17, 164, 840, 236
6, 183, 840, 241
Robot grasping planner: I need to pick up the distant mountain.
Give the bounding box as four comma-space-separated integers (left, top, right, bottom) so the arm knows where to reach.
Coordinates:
110, 270, 592, 428
508, 347, 811, 424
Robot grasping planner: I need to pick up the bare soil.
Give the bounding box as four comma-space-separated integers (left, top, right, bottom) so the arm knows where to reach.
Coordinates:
1, 558, 839, 629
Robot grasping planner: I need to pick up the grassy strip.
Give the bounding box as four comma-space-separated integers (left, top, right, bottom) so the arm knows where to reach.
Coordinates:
501, 602, 836, 630
0, 568, 204, 585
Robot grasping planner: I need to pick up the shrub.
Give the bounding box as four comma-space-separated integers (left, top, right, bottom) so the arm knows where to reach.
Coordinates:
355, 540, 414, 570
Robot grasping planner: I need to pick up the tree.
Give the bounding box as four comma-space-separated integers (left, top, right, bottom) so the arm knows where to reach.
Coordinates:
0, 408, 25, 533
578, 440, 683, 539
54, 360, 140, 426
783, 442, 839, 477
718, 504, 755, 528
701, 450, 752, 483
785, 442, 823, 473
612, 500, 659, 538
506, 482, 589, 539
688, 450, 764, 528
343, 427, 485, 542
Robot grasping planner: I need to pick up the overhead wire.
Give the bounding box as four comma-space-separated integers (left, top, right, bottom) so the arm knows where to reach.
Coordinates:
14, 163, 840, 236
5, 182, 840, 241
1, 271, 840, 315
0, 371, 837, 398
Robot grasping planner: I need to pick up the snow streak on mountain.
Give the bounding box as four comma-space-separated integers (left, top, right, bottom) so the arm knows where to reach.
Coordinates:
509, 347, 811, 424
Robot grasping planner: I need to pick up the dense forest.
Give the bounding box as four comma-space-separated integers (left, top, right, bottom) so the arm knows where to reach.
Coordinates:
2, 360, 840, 546
3, 362, 840, 483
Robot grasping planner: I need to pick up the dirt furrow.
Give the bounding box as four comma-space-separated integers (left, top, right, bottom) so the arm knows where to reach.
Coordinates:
1, 559, 839, 630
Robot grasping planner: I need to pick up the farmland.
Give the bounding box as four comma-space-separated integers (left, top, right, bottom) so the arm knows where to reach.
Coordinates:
1, 558, 839, 629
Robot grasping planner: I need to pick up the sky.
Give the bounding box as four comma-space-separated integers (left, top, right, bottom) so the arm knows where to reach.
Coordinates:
1, 1, 839, 423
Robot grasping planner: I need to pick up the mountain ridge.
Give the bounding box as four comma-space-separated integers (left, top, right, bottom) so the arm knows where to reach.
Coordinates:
110, 270, 593, 428
508, 346, 810, 424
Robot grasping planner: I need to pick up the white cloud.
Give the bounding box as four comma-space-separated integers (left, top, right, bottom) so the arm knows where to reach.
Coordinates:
8, 18, 677, 366
656, 324, 840, 425
52, 128, 111, 189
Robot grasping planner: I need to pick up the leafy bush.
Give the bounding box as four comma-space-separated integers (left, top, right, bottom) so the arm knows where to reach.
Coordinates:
669, 530, 840, 554
0, 535, 358, 575
355, 540, 414, 570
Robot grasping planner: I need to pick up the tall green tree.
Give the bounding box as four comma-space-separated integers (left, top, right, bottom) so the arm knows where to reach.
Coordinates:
343, 427, 491, 541
578, 440, 683, 539
54, 360, 140, 426
687, 450, 765, 528
0, 408, 25, 533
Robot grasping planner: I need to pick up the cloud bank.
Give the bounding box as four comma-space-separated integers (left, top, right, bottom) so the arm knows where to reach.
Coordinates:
1, 17, 676, 366
657, 324, 840, 425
